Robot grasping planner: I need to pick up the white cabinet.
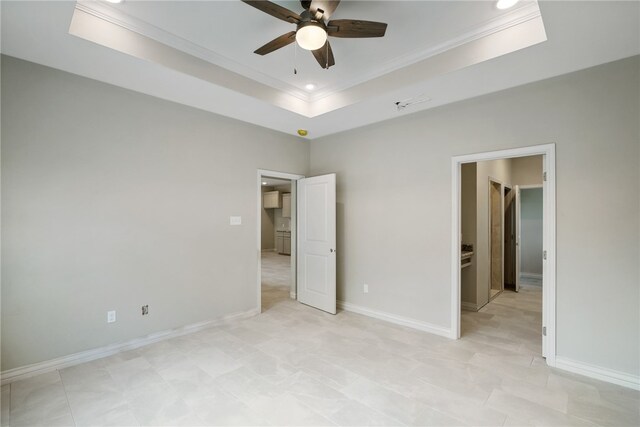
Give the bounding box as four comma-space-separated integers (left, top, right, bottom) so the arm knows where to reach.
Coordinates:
276, 231, 291, 255
263, 191, 281, 209
282, 193, 291, 218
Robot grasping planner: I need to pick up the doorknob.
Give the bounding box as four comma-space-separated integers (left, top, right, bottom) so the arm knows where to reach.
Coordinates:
330, 248, 336, 253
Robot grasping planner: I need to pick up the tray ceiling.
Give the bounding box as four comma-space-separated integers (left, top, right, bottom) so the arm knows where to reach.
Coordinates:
2, 1, 639, 138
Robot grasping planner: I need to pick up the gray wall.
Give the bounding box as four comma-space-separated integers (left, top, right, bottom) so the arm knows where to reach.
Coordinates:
511, 156, 543, 186
310, 56, 640, 376
520, 188, 544, 276
1, 56, 310, 371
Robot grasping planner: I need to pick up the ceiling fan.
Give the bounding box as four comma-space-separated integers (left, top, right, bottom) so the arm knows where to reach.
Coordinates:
242, 0, 387, 69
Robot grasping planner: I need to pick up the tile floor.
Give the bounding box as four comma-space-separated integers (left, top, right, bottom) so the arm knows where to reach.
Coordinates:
1, 261, 638, 426
260, 251, 291, 312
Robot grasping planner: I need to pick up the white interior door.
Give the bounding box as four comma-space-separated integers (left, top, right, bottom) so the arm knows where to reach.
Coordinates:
515, 185, 521, 293
297, 174, 336, 314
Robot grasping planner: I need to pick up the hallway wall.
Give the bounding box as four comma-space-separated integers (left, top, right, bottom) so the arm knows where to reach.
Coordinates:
520, 188, 544, 277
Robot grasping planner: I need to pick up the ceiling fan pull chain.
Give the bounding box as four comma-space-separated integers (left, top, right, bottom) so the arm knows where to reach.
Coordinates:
294, 40, 298, 75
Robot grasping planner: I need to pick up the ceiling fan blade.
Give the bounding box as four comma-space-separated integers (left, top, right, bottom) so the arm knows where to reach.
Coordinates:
309, 0, 341, 20
327, 19, 387, 38
242, 1, 301, 24
311, 40, 335, 69
254, 31, 297, 55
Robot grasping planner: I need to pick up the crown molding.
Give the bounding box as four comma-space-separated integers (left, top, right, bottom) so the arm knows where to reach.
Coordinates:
75, 1, 311, 102
76, 1, 542, 105
309, 2, 542, 101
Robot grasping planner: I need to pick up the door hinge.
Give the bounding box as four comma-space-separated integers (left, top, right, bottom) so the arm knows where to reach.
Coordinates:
543, 172, 547, 181
543, 326, 547, 336
543, 250, 547, 260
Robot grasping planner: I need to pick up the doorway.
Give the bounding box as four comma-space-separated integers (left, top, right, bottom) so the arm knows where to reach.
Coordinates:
452, 144, 556, 365
256, 170, 338, 315
504, 185, 517, 290
260, 176, 294, 311
256, 170, 304, 313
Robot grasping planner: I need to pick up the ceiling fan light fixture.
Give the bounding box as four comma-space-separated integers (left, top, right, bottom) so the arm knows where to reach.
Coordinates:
296, 22, 327, 51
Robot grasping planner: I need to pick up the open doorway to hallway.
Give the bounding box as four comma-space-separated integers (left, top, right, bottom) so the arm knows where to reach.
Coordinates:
260, 176, 295, 312
257, 169, 337, 315
458, 153, 546, 357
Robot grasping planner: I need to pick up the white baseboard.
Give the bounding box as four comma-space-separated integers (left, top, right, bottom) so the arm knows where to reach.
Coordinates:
520, 272, 542, 280
0, 307, 260, 386
461, 301, 479, 312
337, 301, 453, 339
289, 291, 297, 299
555, 356, 640, 391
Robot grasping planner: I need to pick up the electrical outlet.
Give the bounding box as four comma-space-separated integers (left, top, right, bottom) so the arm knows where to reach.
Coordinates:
107, 310, 116, 323
142, 305, 149, 315
363, 284, 369, 294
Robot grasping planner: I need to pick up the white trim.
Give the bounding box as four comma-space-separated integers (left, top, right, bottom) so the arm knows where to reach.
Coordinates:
520, 272, 543, 280
289, 291, 297, 300
451, 143, 556, 366
74, 1, 309, 102
0, 307, 259, 386
338, 301, 453, 339
555, 357, 640, 391
257, 169, 304, 312
519, 184, 544, 190
461, 302, 479, 312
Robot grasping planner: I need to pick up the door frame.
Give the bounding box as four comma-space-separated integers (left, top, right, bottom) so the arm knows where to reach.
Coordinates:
487, 177, 505, 300
256, 169, 305, 313
451, 143, 556, 366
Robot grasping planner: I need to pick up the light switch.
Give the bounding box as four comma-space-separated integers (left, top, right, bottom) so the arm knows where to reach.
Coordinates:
230, 216, 242, 225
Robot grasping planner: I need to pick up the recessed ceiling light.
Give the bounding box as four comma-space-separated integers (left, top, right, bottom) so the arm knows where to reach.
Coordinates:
496, 0, 520, 9
262, 182, 267, 185
305, 83, 316, 91
105, 0, 124, 3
